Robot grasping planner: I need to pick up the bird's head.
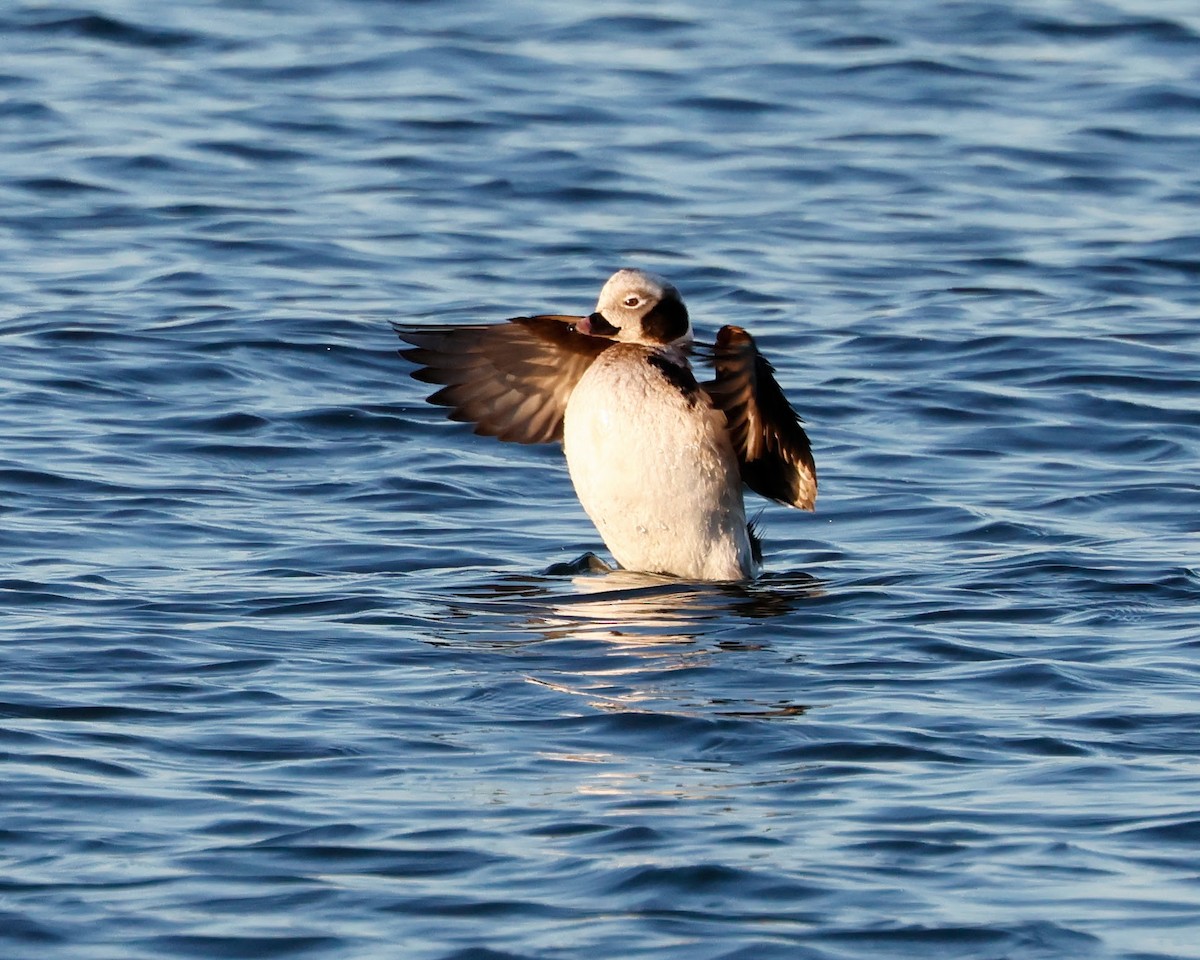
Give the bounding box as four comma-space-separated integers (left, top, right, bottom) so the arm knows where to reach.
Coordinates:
576, 268, 692, 347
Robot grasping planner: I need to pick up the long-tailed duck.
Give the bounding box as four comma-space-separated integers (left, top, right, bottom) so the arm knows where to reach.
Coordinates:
394, 268, 816, 581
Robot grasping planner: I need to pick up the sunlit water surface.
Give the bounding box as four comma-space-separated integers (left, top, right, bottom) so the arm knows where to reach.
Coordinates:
2, 1, 1198, 958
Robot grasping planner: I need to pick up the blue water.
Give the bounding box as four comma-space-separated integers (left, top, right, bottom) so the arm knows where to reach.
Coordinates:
3, 1, 1199, 957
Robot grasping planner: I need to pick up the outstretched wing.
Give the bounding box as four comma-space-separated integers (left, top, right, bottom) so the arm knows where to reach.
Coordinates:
702, 325, 817, 509
394, 315, 613, 444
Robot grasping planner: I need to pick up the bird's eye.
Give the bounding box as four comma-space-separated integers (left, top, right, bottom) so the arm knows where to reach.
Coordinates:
623, 296, 640, 307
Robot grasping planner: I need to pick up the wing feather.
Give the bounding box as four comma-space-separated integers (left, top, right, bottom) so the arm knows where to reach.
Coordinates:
394, 315, 612, 444
702, 325, 817, 510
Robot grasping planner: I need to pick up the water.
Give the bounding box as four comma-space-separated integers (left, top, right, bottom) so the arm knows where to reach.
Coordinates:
2, 1, 1199, 957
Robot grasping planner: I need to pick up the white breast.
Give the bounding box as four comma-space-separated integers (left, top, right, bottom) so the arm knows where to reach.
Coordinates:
562, 345, 755, 581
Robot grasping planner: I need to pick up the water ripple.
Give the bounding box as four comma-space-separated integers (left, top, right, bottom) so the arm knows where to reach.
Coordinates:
2, 1, 1199, 958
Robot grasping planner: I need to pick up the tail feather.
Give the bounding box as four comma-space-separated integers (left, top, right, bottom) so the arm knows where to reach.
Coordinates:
747, 515, 764, 566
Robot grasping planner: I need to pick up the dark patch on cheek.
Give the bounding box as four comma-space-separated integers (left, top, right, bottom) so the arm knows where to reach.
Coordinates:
641, 297, 689, 344
647, 353, 700, 405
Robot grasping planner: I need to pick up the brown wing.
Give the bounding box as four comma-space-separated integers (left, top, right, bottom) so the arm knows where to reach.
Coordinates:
393, 315, 613, 444
702, 325, 817, 509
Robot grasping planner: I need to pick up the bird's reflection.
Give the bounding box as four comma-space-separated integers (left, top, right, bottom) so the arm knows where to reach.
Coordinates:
414, 561, 824, 720
432, 562, 824, 648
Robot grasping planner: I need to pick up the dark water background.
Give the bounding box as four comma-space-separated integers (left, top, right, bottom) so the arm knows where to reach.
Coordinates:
3, 1, 1199, 958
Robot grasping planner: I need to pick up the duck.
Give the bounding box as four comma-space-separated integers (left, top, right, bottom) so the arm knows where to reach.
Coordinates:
393, 268, 816, 581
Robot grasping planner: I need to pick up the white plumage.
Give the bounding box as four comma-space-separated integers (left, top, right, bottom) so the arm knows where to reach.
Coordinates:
564, 342, 755, 580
